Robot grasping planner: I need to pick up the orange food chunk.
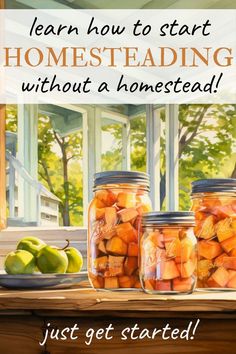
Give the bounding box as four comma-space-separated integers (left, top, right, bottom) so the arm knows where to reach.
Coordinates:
90, 197, 106, 209
195, 215, 216, 239
128, 242, 139, 257
177, 259, 195, 278
161, 260, 180, 280
197, 259, 213, 280
222, 257, 236, 270
93, 256, 108, 271
108, 256, 125, 276
106, 236, 128, 256
221, 236, 236, 253
117, 192, 137, 208
198, 240, 223, 260
146, 231, 164, 249
175, 238, 194, 263
105, 207, 117, 226
162, 228, 180, 243
227, 274, 236, 288
155, 280, 171, 291
166, 238, 181, 259
210, 267, 229, 287
136, 203, 152, 215
215, 218, 234, 242
95, 208, 106, 220
116, 222, 137, 243
173, 277, 193, 292
134, 280, 142, 288
98, 241, 107, 254
89, 273, 104, 288
119, 275, 135, 288
230, 248, 236, 257
104, 277, 119, 289
100, 224, 116, 240
214, 252, 228, 267
124, 257, 138, 276
118, 208, 138, 222
144, 279, 155, 290
96, 189, 117, 207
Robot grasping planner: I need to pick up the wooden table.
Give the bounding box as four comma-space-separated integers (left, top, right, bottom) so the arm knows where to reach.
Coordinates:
0, 286, 235, 354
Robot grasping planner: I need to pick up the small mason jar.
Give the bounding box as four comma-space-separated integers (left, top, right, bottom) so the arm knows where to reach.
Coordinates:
191, 179, 236, 290
140, 212, 197, 294
88, 171, 152, 291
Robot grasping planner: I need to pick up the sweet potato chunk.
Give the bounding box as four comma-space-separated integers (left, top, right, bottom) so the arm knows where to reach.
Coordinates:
222, 257, 236, 270
155, 280, 171, 291
118, 208, 138, 223
93, 256, 108, 271
124, 257, 138, 276
215, 218, 234, 242
128, 242, 139, 257
106, 237, 128, 256
98, 240, 107, 254
119, 275, 135, 288
108, 256, 125, 276
116, 222, 137, 243
173, 277, 193, 292
105, 207, 117, 227
96, 208, 106, 220
214, 252, 228, 267
230, 248, 236, 257
146, 231, 164, 249
117, 192, 137, 208
144, 279, 155, 290
96, 189, 117, 207
166, 238, 181, 259
195, 215, 216, 239
221, 236, 236, 253
162, 228, 180, 243
210, 267, 229, 287
89, 273, 104, 288
197, 259, 213, 280
104, 277, 119, 289
227, 274, 236, 288
177, 259, 195, 278
161, 260, 180, 280
198, 240, 223, 260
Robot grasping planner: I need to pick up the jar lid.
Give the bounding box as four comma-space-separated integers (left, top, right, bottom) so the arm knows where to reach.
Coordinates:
94, 171, 150, 189
191, 178, 236, 194
142, 211, 195, 226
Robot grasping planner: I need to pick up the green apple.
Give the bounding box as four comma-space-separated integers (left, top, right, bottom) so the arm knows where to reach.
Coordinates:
37, 246, 68, 274
17, 236, 46, 257
4, 250, 36, 274
65, 247, 83, 273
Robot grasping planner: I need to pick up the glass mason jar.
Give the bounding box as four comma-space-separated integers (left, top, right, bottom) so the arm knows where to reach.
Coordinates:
140, 212, 197, 294
88, 171, 152, 291
191, 179, 236, 290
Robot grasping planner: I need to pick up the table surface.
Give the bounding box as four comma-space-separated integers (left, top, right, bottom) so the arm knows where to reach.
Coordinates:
0, 285, 235, 313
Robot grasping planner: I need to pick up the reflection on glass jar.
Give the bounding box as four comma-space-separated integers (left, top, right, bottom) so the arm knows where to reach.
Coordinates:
88, 171, 152, 291
140, 212, 197, 294
191, 179, 236, 290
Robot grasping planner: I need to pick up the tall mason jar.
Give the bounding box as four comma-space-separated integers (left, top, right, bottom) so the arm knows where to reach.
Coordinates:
88, 171, 152, 290
191, 179, 236, 290
140, 212, 197, 294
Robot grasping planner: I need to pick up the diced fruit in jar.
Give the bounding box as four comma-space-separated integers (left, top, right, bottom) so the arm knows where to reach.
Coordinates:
128, 242, 139, 257
105, 207, 117, 226
124, 257, 138, 276
155, 280, 171, 291
96, 190, 117, 207
221, 236, 236, 253
222, 257, 236, 270
197, 259, 213, 280
108, 256, 125, 276
94, 256, 108, 271
117, 192, 137, 208
119, 275, 135, 288
209, 267, 229, 287
115, 222, 137, 243
198, 240, 223, 260
173, 277, 193, 292
106, 237, 128, 256
161, 260, 180, 280
195, 215, 216, 239
118, 208, 138, 223
177, 259, 195, 278
215, 218, 234, 242
104, 277, 119, 289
